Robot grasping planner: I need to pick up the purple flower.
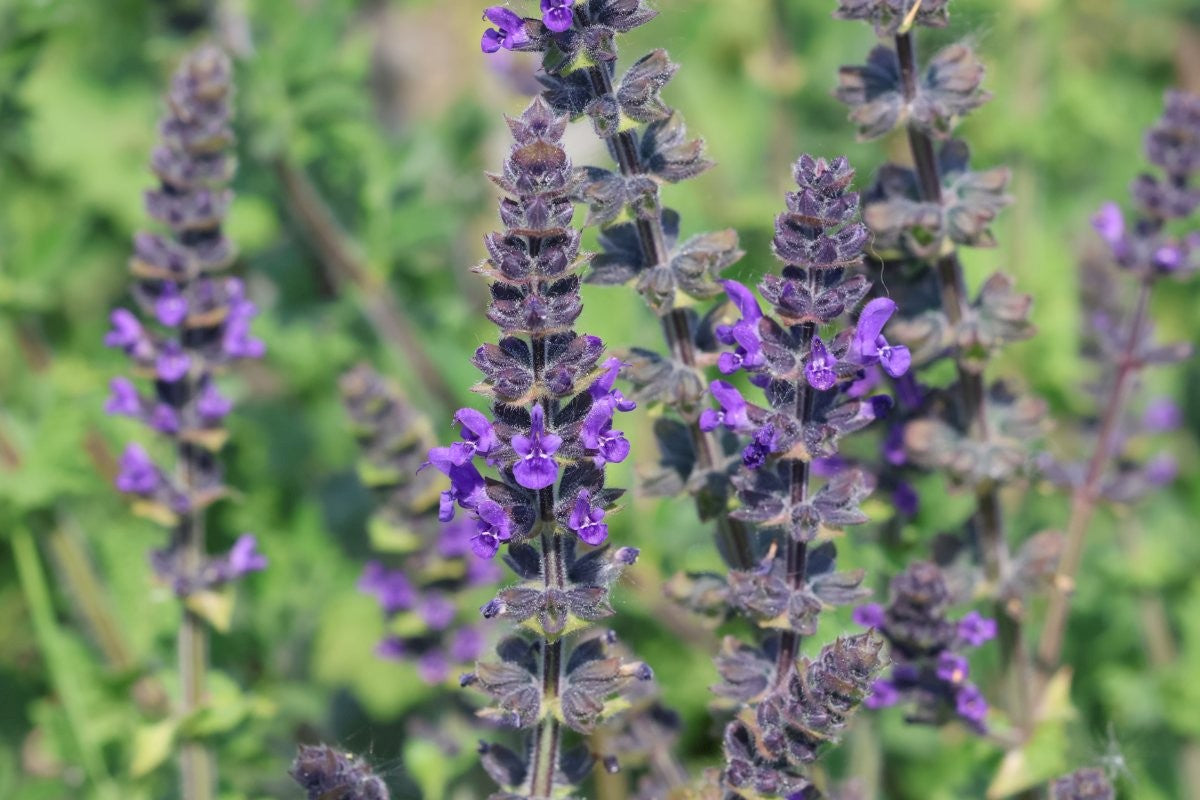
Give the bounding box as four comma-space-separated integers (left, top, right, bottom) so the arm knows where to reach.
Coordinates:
104, 309, 144, 350
197, 380, 233, 421
425, 451, 487, 521
116, 443, 161, 495
471, 500, 514, 558
581, 411, 630, 468
481, 6, 530, 53
864, 679, 900, 709
720, 280, 764, 328
105, 377, 141, 416
883, 424, 907, 466
512, 404, 562, 489
228, 534, 268, 576
852, 603, 885, 628
451, 407, 499, 464
699, 380, 753, 433
955, 684, 988, 725
451, 626, 485, 663
741, 424, 778, 469
375, 637, 406, 661
540, 0, 575, 33
935, 651, 969, 685
155, 342, 191, 383
420, 594, 457, 630
222, 297, 265, 358
1092, 202, 1127, 252
150, 404, 180, 434
1145, 453, 1178, 486
892, 481, 919, 516
358, 561, 415, 614
568, 489, 608, 545
716, 280, 765, 374
418, 650, 450, 684
849, 297, 911, 378
957, 611, 997, 647
155, 283, 188, 327
805, 335, 838, 391
1143, 398, 1183, 432
812, 455, 848, 477
589, 357, 636, 414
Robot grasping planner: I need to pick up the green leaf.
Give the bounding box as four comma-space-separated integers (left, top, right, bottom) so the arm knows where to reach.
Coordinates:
129, 719, 177, 778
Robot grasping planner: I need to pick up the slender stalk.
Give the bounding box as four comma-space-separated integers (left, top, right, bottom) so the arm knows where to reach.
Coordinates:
894, 29, 1029, 725
584, 61, 755, 570
775, 319, 816, 685
272, 158, 458, 412
178, 447, 214, 800
1036, 280, 1152, 676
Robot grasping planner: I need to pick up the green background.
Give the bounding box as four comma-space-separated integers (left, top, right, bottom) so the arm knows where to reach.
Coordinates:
1, 0, 1198, 797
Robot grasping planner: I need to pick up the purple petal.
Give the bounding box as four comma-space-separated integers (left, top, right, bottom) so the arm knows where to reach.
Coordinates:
1091, 202, 1125, 248
542, 6, 573, 32
721, 279, 763, 322
851, 298, 896, 361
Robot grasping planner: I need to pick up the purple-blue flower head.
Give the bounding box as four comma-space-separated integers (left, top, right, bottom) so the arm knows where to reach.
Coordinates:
512, 404, 561, 489
957, 611, 997, 647
935, 651, 969, 685
699, 380, 754, 433
116, 443, 161, 495
540, 0, 575, 33
849, 297, 911, 378
451, 407, 499, 463
481, 6, 531, 53
955, 684, 988, 726
864, 679, 900, 709
568, 489, 609, 545
228, 534, 268, 577
581, 410, 630, 468
105, 377, 142, 417
472, 499, 514, 558
852, 603, 886, 628
805, 335, 838, 391
359, 561, 416, 615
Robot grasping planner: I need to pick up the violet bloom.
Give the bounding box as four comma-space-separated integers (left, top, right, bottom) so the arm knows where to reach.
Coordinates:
805, 336, 838, 391
864, 680, 900, 709
935, 651, 969, 685
116, 444, 160, 495
420, 595, 457, 631
852, 603, 886, 628
1143, 398, 1183, 432
104, 309, 144, 350
105, 377, 141, 416
957, 611, 997, 647
512, 404, 561, 489
228, 534, 268, 577
568, 489, 608, 545
155, 341, 191, 383
1092, 202, 1128, 256
375, 637, 406, 660
418, 651, 450, 684
451, 407, 499, 464
196, 381, 233, 421
541, 0, 575, 32
481, 6, 530, 53
589, 357, 636, 415
849, 297, 911, 378
699, 380, 753, 433
581, 411, 630, 468
155, 283, 188, 327
471, 500, 514, 558
450, 626, 485, 663
716, 280, 765, 374
150, 404, 181, 434
892, 481, 919, 516
358, 561, 415, 615
955, 684, 988, 726
741, 424, 778, 470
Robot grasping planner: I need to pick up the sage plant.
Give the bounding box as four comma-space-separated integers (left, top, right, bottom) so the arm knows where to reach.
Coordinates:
341, 365, 495, 683
103, 45, 264, 800
699, 155, 902, 797
480, 0, 753, 568
832, 0, 1039, 723
433, 98, 649, 799
1036, 91, 1199, 673
290, 744, 389, 800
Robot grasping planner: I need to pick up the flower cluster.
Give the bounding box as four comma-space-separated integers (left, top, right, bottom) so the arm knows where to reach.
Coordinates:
341, 365, 495, 684
289, 744, 389, 800
1050, 768, 1115, 800
105, 45, 266, 596
693, 154, 899, 796
437, 99, 649, 798
833, 0, 1037, 732
852, 561, 995, 730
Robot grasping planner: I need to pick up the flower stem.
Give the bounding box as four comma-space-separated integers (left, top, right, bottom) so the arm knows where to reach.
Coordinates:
894, 29, 1029, 726
775, 327, 815, 685
178, 503, 215, 800
584, 62, 755, 570
1036, 279, 1152, 677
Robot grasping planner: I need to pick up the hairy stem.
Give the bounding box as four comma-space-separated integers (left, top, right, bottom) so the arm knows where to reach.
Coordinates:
775, 320, 816, 685
273, 158, 458, 411
584, 62, 755, 570
1036, 279, 1152, 676
894, 29, 1029, 725
178, 460, 214, 800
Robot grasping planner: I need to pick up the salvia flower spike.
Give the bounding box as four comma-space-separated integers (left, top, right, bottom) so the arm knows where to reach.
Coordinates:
699, 154, 899, 797
341, 365, 496, 684
435, 98, 649, 799
103, 44, 262, 800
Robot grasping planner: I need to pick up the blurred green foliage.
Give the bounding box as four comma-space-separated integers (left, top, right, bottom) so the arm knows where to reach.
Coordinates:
1, 0, 1198, 798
